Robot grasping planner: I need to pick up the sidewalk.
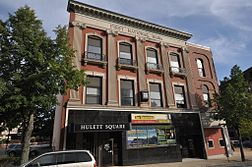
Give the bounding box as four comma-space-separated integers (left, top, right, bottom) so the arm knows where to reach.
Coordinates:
120, 149, 252, 167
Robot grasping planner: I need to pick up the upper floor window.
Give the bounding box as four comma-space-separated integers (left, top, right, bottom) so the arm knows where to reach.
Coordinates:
202, 85, 210, 107
147, 48, 158, 69
150, 83, 163, 107
119, 42, 133, 65
86, 76, 102, 104
87, 35, 102, 60
208, 139, 214, 148
170, 53, 181, 73
196, 59, 205, 77
120, 80, 134, 106
174, 85, 186, 108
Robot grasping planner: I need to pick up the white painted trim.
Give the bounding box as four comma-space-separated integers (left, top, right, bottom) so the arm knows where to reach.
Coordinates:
116, 40, 136, 61
85, 33, 106, 57
172, 83, 189, 109
83, 71, 106, 105
207, 139, 215, 149
63, 108, 69, 150
117, 75, 138, 106
147, 79, 165, 108
145, 46, 161, 65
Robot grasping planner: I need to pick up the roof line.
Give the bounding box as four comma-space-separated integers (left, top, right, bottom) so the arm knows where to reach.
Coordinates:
67, 0, 192, 41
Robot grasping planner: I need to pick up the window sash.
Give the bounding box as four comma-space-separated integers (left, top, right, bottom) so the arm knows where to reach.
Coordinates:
150, 83, 162, 107
174, 86, 186, 107
147, 49, 158, 64
120, 80, 134, 106
86, 76, 102, 104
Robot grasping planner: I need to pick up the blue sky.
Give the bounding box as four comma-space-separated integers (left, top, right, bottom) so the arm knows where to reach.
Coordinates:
0, 0, 251, 80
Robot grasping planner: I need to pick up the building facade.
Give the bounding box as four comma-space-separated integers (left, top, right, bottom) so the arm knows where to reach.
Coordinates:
52, 0, 230, 165
244, 67, 252, 93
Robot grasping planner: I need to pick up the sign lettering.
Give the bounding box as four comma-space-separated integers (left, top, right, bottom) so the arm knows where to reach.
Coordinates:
74, 123, 130, 132
110, 24, 163, 41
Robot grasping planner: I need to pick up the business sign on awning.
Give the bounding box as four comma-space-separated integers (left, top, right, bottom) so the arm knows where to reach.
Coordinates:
131, 113, 171, 124
74, 123, 130, 132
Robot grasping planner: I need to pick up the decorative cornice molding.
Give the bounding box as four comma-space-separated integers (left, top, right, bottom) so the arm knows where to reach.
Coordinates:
135, 36, 146, 42
68, 0, 192, 41
159, 42, 169, 48
69, 21, 86, 29
106, 29, 118, 36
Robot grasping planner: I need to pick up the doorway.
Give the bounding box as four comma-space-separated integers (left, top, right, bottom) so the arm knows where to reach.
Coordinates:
81, 132, 122, 166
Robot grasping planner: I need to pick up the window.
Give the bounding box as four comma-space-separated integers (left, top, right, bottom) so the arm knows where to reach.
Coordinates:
197, 59, 205, 77
127, 125, 176, 148
219, 139, 225, 147
208, 140, 214, 148
120, 80, 134, 106
170, 53, 181, 73
56, 152, 92, 164
29, 154, 57, 166
147, 48, 158, 69
87, 35, 102, 60
174, 85, 186, 108
202, 85, 210, 107
86, 76, 102, 104
119, 42, 132, 65
150, 83, 163, 107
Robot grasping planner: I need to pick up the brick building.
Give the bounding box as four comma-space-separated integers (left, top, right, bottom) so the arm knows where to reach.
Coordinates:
52, 0, 231, 165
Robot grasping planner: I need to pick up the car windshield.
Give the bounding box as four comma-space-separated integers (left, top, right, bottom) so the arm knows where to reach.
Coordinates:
8, 144, 17, 148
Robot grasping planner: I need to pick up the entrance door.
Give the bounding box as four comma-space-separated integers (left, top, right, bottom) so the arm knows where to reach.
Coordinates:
101, 138, 114, 166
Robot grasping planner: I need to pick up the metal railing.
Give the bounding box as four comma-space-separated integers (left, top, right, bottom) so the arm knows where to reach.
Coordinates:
84, 51, 106, 61
146, 62, 163, 71
118, 57, 136, 66
170, 66, 186, 75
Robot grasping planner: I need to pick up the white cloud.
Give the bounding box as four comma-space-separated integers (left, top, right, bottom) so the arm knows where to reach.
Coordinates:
210, 0, 252, 32
202, 35, 247, 65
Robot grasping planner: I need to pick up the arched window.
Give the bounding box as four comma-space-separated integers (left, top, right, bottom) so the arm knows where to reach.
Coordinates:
170, 53, 181, 73
119, 42, 132, 65
87, 35, 102, 60
202, 85, 210, 107
197, 59, 205, 77
146, 48, 158, 69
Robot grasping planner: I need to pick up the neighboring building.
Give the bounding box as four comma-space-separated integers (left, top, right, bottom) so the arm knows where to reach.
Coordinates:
244, 67, 252, 93
52, 1, 231, 165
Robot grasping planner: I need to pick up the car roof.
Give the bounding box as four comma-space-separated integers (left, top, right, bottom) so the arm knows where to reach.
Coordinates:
42, 150, 91, 155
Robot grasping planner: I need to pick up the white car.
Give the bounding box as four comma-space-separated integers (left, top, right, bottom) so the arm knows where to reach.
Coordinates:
20, 150, 97, 167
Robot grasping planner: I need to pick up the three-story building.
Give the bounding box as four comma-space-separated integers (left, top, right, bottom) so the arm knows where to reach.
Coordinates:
52, 1, 231, 165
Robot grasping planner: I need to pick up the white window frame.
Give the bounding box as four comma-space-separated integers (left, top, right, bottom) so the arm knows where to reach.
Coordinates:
145, 46, 160, 65
118, 75, 137, 107
147, 79, 165, 107
172, 83, 188, 109
83, 71, 106, 105
208, 139, 215, 149
85, 33, 106, 58
218, 138, 225, 148
196, 58, 205, 77
117, 40, 136, 63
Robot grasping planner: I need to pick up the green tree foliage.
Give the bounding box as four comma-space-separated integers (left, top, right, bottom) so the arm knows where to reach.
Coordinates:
240, 118, 252, 139
214, 65, 252, 161
0, 6, 86, 164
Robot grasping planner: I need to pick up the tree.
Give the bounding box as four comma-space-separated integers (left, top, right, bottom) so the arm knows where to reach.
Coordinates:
240, 118, 252, 141
0, 6, 86, 164
213, 65, 252, 161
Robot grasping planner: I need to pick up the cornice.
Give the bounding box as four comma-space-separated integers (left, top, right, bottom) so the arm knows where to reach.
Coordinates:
68, 0, 192, 41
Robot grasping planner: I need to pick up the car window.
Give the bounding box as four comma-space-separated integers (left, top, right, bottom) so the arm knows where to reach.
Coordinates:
16, 145, 22, 149
8, 144, 16, 149
28, 154, 57, 166
56, 152, 92, 164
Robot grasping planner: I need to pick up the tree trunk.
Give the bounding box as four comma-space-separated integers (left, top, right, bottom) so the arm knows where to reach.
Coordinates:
5, 129, 11, 150
237, 127, 245, 161
20, 113, 34, 165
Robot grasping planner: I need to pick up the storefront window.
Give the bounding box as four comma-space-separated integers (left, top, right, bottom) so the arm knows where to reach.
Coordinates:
127, 125, 176, 148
